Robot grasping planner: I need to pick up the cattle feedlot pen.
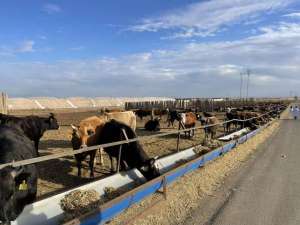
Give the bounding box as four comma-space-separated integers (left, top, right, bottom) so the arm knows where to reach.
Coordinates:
0, 111, 275, 170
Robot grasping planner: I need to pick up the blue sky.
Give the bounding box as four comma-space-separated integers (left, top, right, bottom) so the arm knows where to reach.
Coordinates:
1, 0, 300, 97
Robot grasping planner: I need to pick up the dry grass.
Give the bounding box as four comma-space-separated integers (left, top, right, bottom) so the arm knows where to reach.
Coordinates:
108, 120, 280, 225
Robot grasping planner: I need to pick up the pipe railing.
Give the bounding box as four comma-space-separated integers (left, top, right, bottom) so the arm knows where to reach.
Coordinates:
0, 110, 277, 170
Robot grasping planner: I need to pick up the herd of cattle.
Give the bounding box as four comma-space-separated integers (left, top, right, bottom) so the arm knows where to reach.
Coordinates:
0, 103, 286, 224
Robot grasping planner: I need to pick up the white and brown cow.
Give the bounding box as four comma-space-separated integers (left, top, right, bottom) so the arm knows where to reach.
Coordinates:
179, 112, 197, 138
102, 111, 136, 131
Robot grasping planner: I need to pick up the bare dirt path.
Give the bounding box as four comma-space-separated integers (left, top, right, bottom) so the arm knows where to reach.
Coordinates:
107, 119, 280, 225
184, 118, 300, 225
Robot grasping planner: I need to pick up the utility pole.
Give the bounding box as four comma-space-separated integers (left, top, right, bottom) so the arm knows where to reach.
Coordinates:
240, 72, 243, 100
246, 69, 251, 101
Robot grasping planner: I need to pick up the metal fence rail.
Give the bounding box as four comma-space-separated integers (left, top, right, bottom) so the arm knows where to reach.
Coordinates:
0, 111, 276, 170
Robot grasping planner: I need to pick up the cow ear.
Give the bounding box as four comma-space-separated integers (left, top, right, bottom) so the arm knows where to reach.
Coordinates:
149, 157, 158, 166
71, 124, 78, 131
140, 165, 149, 172
10, 166, 24, 179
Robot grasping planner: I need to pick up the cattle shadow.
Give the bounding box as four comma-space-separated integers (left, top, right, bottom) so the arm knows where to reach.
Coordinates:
37, 158, 96, 198
37, 154, 118, 199
39, 139, 71, 150
158, 132, 199, 140
135, 128, 163, 137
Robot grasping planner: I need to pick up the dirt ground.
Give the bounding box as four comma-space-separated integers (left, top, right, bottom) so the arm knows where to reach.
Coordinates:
9, 109, 227, 199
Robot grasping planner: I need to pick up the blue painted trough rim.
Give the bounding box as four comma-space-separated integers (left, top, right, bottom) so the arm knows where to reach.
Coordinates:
63, 123, 270, 225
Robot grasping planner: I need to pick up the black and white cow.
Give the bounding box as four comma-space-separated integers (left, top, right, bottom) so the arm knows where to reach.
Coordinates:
0, 125, 38, 224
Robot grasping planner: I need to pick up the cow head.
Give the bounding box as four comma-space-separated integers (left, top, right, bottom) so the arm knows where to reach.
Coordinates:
197, 115, 207, 125
71, 124, 97, 149
46, 113, 59, 130
139, 157, 160, 180
0, 166, 28, 223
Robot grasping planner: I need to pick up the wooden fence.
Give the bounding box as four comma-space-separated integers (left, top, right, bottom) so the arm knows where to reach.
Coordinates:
0, 92, 8, 114
125, 97, 289, 112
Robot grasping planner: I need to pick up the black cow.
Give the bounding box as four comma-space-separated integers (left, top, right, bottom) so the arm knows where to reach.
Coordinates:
0, 125, 38, 224
144, 118, 160, 131
0, 113, 59, 155
196, 114, 207, 125
224, 110, 240, 133
134, 109, 151, 120
167, 110, 181, 127
203, 112, 215, 117
98, 120, 160, 180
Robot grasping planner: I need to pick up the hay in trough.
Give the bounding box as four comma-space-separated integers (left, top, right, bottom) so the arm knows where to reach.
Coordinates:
193, 145, 211, 155
60, 189, 101, 221
174, 159, 189, 167
104, 186, 123, 200
202, 139, 222, 149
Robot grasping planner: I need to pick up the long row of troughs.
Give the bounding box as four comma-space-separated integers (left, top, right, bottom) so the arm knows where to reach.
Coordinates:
12, 117, 276, 225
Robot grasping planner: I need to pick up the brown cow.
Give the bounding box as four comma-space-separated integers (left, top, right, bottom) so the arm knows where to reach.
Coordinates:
71, 116, 106, 177
205, 116, 220, 139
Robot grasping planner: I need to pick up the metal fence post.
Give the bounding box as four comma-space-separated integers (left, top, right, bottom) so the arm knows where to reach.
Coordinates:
116, 145, 122, 173
116, 129, 130, 173
176, 122, 182, 152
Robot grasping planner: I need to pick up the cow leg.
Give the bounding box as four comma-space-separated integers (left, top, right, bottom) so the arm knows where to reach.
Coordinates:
120, 160, 128, 171
99, 148, 104, 166
109, 156, 114, 172
89, 152, 96, 178
204, 128, 209, 140
34, 140, 40, 156
77, 161, 82, 177
94, 151, 98, 165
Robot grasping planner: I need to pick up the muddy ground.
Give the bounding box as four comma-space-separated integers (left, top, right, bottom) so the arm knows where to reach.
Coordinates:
8, 109, 227, 199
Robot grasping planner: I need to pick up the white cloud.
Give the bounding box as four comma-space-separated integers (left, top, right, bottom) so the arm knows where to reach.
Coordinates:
0, 46, 15, 57
129, 0, 294, 38
43, 3, 62, 14
284, 12, 300, 18
38, 35, 47, 40
16, 40, 35, 53
1, 21, 300, 97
